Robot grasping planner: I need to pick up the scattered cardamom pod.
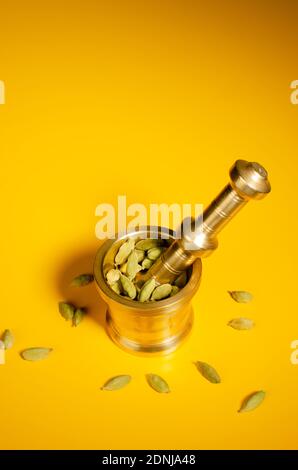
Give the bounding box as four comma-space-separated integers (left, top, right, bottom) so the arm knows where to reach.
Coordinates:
20, 347, 53, 361
73, 308, 85, 327
228, 318, 255, 330
110, 281, 122, 295
120, 274, 136, 299
0, 340, 5, 350
115, 238, 135, 265
151, 283, 172, 300
141, 258, 153, 270
126, 250, 142, 280
139, 278, 156, 302
135, 239, 163, 250
106, 268, 121, 285
194, 361, 221, 384
101, 375, 132, 391
147, 247, 164, 261
71, 274, 94, 287
146, 374, 170, 393
58, 302, 75, 321
174, 271, 188, 288
170, 285, 180, 297
135, 249, 145, 263
2, 329, 14, 349
228, 291, 253, 303
238, 390, 266, 413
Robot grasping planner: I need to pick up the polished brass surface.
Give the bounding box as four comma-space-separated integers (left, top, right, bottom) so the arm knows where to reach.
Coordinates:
94, 227, 202, 355
144, 160, 271, 285
94, 160, 270, 355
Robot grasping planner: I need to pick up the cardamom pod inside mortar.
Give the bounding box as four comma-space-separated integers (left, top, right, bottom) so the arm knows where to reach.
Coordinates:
106, 237, 189, 302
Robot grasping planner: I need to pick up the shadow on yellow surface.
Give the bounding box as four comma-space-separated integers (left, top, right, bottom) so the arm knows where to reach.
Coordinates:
55, 241, 107, 330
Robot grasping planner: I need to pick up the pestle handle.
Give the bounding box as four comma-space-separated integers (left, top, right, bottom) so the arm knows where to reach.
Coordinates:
200, 160, 270, 237
142, 160, 271, 285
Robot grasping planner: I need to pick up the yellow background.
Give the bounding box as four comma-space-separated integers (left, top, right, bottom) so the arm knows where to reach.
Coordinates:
0, 0, 297, 450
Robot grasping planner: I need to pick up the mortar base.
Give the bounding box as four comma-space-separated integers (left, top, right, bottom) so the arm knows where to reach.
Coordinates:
105, 308, 194, 356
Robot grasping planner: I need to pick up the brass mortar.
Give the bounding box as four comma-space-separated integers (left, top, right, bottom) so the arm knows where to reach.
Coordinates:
94, 227, 202, 355
94, 160, 270, 355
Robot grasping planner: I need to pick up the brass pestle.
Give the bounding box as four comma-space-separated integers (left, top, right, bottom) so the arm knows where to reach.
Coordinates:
141, 160, 271, 286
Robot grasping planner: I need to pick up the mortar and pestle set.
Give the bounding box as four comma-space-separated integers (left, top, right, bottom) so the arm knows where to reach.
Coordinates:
94, 160, 271, 355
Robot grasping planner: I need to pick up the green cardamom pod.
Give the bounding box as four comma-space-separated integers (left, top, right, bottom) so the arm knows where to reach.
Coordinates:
73, 308, 85, 327
126, 250, 142, 280
115, 238, 135, 265
135, 284, 141, 295
151, 283, 172, 300
141, 258, 153, 270
71, 274, 94, 287
135, 238, 163, 250
2, 329, 14, 349
228, 318, 255, 330
174, 271, 188, 288
146, 374, 170, 393
101, 375, 132, 391
120, 262, 127, 274
228, 291, 253, 303
120, 275, 136, 299
110, 280, 122, 295
238, 391, 266, 413
170, 285, 180, 297
58, 302, 75, 321
195, 361, 221, 384
106, 268, 121, 285
135, 249, 145, 263
20, 347, 53, 361
147, 247, 163, 260
139, 278, 156, 302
